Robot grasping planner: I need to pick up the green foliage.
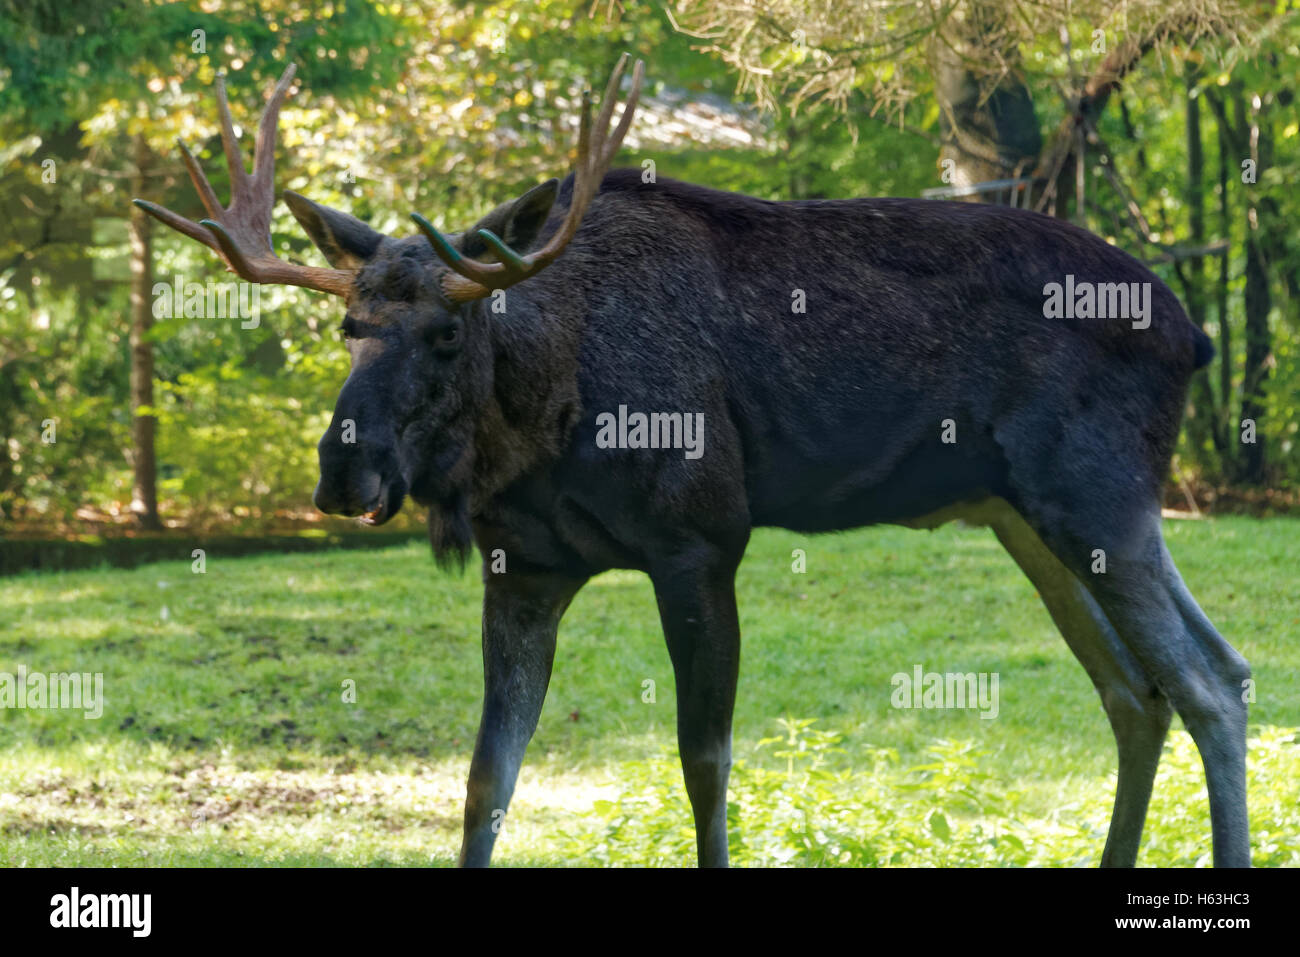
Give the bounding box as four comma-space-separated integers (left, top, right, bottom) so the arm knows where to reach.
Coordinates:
155, 368, 326, 521
560, 719, 1300, 867
1, 0, 1296, 529
0, 0, 408, 527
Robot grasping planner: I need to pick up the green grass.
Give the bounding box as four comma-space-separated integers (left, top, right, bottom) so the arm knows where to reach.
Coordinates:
1, 517, 1297, 866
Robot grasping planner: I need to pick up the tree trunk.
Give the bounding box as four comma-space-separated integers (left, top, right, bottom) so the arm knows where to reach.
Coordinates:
128, 135, 162, 530
1181, 70, 1219, 462
1239, 227, 1271, 485
1214, 94, 1233, 473
1235, 90, 1272, 486
935, 1, 1041, 197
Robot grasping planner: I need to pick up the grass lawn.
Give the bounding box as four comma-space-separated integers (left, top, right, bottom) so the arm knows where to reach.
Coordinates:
1, 516, 1297, 866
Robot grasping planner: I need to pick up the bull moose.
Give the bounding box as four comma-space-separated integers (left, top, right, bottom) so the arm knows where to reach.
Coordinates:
135, 56, 1251, 867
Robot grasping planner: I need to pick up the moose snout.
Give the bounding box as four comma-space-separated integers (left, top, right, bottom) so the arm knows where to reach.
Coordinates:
313, 420, 400, 519
312, 464, 383, 517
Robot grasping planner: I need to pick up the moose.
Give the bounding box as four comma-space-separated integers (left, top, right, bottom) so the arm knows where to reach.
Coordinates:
136, 57, 1251, 867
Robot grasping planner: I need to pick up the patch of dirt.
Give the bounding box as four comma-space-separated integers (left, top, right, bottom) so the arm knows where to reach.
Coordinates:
0, 758, 604, 847
2, 817, 109, 837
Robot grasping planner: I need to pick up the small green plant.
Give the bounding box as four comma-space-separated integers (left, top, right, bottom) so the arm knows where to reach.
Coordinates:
557, 720, 1300, 867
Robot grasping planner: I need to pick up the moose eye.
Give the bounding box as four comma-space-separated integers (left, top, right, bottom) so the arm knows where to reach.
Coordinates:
431, 324, 461, 351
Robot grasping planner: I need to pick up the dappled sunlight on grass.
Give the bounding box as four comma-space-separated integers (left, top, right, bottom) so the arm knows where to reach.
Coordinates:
551, 726, 1299, 867
0, 739, 623, 867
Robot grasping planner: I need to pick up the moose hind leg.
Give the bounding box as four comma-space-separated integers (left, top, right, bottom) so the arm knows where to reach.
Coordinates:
987, 502, 1171, 867
1033, 506, 1251, 867
1162, 540, 1253, 866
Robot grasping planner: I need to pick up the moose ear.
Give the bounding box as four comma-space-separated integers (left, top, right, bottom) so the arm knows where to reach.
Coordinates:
462, 179, 559, 259
283, 191, 386, 270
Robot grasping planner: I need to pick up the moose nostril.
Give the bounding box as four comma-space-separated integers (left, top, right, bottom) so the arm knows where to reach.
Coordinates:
313, 479, 349, 515
312, 468, 385, 517
312, 483, 333, 514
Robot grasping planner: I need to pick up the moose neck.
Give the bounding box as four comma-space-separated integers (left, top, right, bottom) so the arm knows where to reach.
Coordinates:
467, 284, 585, 506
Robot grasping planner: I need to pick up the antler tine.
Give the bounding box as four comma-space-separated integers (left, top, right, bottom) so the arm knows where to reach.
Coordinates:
588, 52, 628, 162
413, 56, 645, 302
529, 57, 641, 268
253, 64, 297, 197
199, 218, 261, 279
214, 72, 250, 191
176, 139, 224, 221
572, 86, 595, 202
411, 85, 596, 291
600, 58, 643, 166
133, 196, 221, 250
544, 88, 596, 260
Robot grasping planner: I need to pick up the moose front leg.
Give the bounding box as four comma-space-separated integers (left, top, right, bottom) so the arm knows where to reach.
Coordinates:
459, 568, 586, 867
650, 546, 745, 867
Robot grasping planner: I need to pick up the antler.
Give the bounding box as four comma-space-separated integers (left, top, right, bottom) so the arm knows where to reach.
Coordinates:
412, 53, 645, 302
133, 64, 355, 298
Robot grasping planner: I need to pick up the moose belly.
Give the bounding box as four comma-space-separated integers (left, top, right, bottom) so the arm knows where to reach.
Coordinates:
744, 419, 1011, 533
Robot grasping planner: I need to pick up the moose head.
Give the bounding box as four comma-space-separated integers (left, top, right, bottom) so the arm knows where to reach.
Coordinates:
135, 57, 643, 563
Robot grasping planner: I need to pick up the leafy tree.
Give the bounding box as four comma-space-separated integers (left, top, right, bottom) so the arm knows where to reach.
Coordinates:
0, 0, 1293, 532
0, 0, 404, 527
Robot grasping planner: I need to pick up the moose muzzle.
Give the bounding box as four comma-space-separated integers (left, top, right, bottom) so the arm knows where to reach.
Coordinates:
313, 404, 406, 526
